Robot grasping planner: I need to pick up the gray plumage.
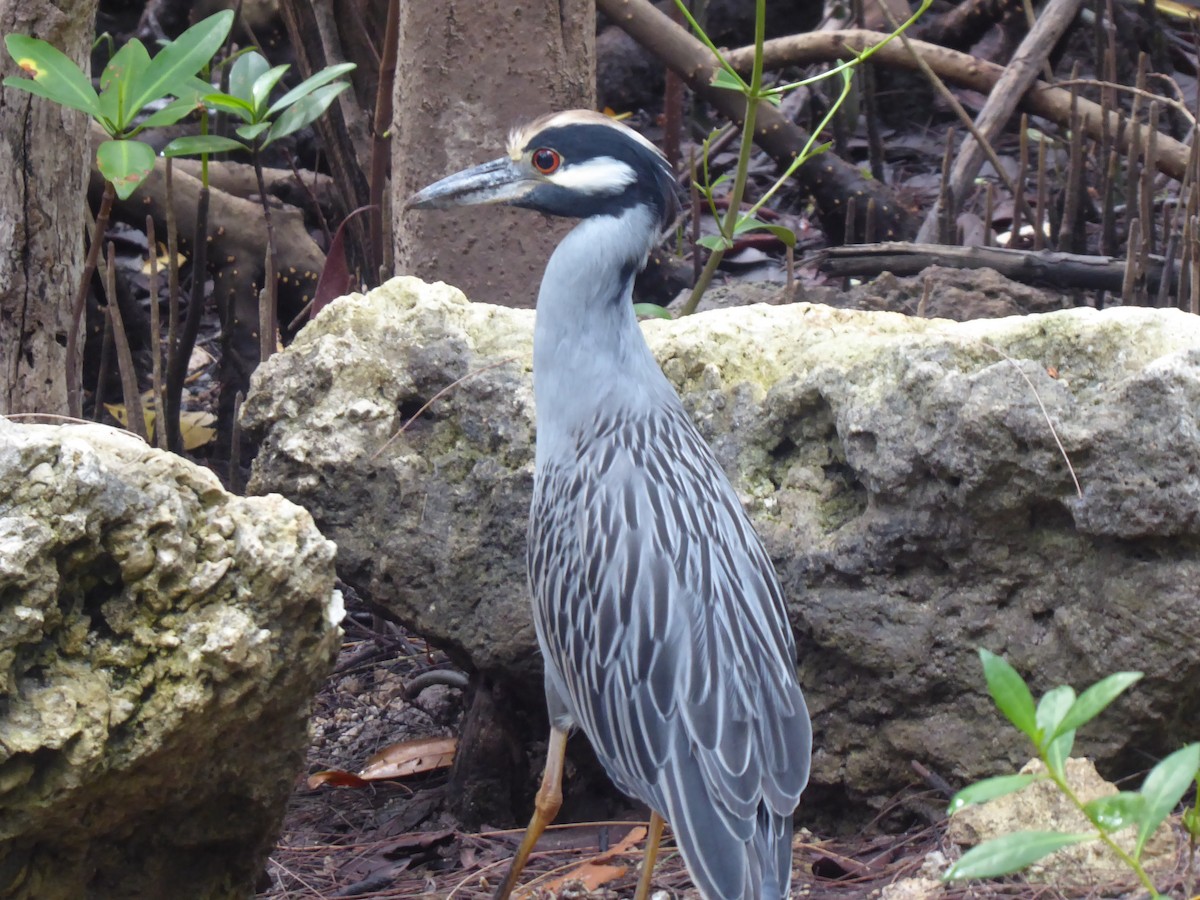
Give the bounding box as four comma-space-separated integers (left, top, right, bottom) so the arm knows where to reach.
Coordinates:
409, 110, 812, 900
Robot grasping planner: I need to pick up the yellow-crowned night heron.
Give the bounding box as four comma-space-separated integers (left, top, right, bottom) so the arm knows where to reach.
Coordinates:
408, 110, 811, 900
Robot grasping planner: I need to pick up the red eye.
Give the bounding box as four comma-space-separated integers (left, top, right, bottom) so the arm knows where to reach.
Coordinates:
532, 148, 561, 174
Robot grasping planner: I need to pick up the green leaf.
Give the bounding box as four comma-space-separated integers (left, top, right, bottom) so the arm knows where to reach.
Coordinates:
137, 94, 201, 129
633, 303, 673, 320
262, 81, 348, 147
1182, 803, 1200, 838
949, 774, 1041, 814
1052, 672, 1143, 740
235, 121, 271, 142
710, 67, 748, 93
732, 216, 767, 236
161, 135, 245, 158
203, 92, 256, 121
731, 217, 797, 247
706, 172, 732, 192
228, 50, 269, 106
1136, 743, 1200, 858
251, 64, 291, 116
4, 34, 101, 116
943, 831, 1094, 881
98, 38, 151, 131
979, 649, 1039, 743
96, 139, 156, 199
127, 9, 233, 116
697, 234, 732, 252
758, 223, 797, 247
266, 61, 355, 116
1083, 791, 1144, 833
1036, 685, 1076, 776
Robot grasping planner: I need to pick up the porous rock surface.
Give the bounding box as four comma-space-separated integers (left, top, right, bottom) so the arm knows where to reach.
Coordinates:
0, 419, 342, 899
243, 274, 1200, 813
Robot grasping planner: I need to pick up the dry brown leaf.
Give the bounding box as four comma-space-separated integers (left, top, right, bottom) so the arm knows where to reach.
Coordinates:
358, 735, 457, 780
306, 769, 369, 789
533, 824, 648, 895
540, 862, 627, 894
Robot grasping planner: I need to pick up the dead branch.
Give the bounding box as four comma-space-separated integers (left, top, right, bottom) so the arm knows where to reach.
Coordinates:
914, 0, 1086, 241
818, 241, 1177, 295
722, 31, 1191, 182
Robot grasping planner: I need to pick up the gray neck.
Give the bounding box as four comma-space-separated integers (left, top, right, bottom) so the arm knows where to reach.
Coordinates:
532, 206, 675, 466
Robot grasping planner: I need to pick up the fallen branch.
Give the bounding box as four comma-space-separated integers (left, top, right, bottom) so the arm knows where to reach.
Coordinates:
722, 30, 1191, 181
817, 241, 1177, 296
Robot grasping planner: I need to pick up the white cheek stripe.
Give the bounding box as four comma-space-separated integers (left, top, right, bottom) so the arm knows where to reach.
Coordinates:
546, 156, 637, 194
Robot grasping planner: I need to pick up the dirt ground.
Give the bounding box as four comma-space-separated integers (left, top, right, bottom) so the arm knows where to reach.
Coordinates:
256, 604, 1198, 900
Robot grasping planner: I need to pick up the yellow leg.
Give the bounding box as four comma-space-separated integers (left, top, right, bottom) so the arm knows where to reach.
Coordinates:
492, 726, 568, 899
633, 811, 665, 900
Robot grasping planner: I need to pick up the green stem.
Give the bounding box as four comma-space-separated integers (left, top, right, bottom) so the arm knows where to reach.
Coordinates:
679, 0, 766, 316
1043, 762, 1161, 898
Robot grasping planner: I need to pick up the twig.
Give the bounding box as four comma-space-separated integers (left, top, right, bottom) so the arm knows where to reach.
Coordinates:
67, 180, 116, 419
146, 216, 166, 450
914, 0, 1086, 241
103, 242, 147, 442
368, 0, 400, 284
982, 341, 1082, 499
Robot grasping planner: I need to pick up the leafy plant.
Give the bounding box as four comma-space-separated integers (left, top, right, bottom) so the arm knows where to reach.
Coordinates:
4, 11, 235, 421
673, 0, 932, 315
944, 649, 1200, 897
5, 11, 233, 199
162, 50, 354, 364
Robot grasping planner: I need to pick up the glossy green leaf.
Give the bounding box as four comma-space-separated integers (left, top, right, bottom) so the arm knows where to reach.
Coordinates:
697, 233, 733, 252
710, 67, 747, 93
263, 81, 348, 147
96, 139, 156, 199
98, 38, 151, 130
137, 94, 201, 129
948, 774, 1040, 814
203, 93, 256, 121
1136, 743, 1200, 859
228, 50, 269, 107
1083, 791, 1144, 833
251, 64, 291, 115
979, 649, 1039, 743
161, 135, 245, 158
633, 303, 673, 320
4, 34, 101, 116
943, 831, 1093, 881
127, 10, 233, 115
1036, 685, 1075, 776
267, 62, 355, 116
236, 121, 271, 142
732, 216, 767, 235
1052, 672, 1143, 740
732, 217, 797, 247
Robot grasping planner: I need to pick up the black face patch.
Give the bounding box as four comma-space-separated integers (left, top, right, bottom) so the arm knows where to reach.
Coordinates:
514, 124, 679, 228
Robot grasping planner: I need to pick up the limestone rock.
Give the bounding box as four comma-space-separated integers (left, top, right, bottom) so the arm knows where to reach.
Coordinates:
947, 758, 1176, 885
0, 420, 342, 899
243, 275, 1200, 814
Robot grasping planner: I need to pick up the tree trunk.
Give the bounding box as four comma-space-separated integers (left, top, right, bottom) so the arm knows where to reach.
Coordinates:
391, 1, 595, 308
0, 0, 98, 416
